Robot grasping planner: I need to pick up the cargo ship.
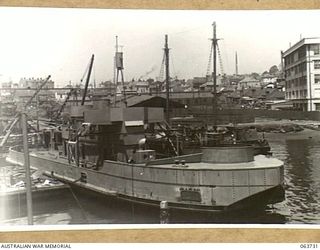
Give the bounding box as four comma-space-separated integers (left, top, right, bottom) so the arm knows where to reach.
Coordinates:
5, 24, 285, 213
6, 105, 285, 212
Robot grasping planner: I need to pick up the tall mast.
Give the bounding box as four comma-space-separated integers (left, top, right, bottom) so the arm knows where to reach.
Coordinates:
164, 34, 170, 124
212, 22, 217, 97
235, 51, 238, 75
211, 22, 219, 131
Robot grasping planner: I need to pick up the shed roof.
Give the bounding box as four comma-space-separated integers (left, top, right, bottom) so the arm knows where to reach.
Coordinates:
119, 95, 185, 109
239, 76, 260, 83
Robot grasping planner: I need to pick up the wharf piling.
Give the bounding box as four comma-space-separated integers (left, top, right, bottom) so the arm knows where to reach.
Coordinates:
160, 200, 169, 224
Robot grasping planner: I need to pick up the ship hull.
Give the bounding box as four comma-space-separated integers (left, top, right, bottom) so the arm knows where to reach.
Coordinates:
7, 147, 285, 212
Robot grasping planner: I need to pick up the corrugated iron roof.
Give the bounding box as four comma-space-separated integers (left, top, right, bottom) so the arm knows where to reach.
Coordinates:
119, 95, 184, 108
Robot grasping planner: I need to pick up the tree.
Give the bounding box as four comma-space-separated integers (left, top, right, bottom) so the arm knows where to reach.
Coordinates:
250, 72, 260, 79
269, 65, 279, 74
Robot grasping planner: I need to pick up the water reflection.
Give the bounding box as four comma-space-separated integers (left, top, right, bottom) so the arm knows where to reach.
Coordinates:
68, 188, 287, 224
1, 129, 320, 224
0, 184, 287, 225
268, 130, 320, 224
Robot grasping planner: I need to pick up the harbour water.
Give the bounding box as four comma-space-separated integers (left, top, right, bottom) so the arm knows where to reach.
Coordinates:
266, 128, 320, 224
0, 129, 319, 225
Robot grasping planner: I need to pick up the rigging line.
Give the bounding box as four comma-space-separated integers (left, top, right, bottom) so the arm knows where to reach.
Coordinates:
170, 52, 177, 79
221, 39, 229, 73
159, 52, 166, 82
206, 43, 213, 77
217, 43, 224, 75
67, 184, 89, 224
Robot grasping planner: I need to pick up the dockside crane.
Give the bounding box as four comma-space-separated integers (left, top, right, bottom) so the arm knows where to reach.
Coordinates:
0, 75, 51, 147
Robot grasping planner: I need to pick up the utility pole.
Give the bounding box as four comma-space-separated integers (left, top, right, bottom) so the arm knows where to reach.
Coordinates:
164, 34, 170, 124
21, 112, 33, 225
0, 76, 51, 226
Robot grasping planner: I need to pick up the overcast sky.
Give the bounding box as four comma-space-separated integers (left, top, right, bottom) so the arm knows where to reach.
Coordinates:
0, 7, 319, 87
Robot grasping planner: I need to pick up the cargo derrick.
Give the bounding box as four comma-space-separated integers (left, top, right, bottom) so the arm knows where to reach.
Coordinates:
0, 75, 52, 148
54, 54, 94, 122
81, 54, 94, 106
54, 88, 77, 121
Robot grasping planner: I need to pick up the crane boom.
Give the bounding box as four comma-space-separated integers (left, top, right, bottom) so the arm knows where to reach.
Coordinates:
0, 75, 51, 147
0, 117, 20, 147
56, 88, 75, 119
25, 75, 52, 108
81, 54, 94, 105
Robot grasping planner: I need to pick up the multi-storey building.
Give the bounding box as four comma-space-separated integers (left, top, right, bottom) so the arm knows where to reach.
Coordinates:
238, 76, 261, 89
282, 38, 320, 111
19, 77, 55, 89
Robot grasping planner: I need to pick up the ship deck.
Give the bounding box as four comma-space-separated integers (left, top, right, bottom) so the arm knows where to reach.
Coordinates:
21, 149, 284, 171
147, 155, 283, 170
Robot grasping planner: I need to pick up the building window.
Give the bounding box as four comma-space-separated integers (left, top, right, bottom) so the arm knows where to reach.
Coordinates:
315, 103, 320, 111
310, 44, 320, 55
294, 52, 299, 62
315, 60, 320, 69
315, 74, 320, 84
298, 46, 306, 59
303, 76, 307, 85
299, 62, 306, 73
